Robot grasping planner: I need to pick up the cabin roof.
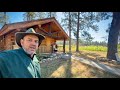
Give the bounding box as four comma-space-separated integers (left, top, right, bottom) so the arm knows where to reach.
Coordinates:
0, 17, 69, 40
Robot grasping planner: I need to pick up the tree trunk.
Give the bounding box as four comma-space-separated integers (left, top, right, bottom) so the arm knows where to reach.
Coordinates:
69, 12, 71, 53
4, 12, 7, 24
76, 12, 80, 52
107, 12, 120, 60
49, 12, 51, 17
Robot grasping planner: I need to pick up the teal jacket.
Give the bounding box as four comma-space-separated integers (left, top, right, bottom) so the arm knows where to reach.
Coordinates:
0, 48, 41, 78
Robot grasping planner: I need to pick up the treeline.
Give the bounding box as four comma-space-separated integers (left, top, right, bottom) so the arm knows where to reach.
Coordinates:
57, 39, 107, 46
81, 41, 107, 46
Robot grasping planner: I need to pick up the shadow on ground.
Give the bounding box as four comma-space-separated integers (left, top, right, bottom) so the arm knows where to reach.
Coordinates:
40, 54, 73, 78
64, 54, 73, 78
40, 52, 120, 78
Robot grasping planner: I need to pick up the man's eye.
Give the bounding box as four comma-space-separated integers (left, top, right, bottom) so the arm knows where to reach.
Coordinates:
35, 40, 39, 43
28, 39, 32, 42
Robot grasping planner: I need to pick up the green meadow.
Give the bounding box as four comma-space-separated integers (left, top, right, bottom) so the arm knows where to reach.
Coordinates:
58, 45, 107, 52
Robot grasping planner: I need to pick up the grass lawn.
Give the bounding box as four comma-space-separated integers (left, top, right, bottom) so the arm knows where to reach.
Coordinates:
40, 53, 120, 78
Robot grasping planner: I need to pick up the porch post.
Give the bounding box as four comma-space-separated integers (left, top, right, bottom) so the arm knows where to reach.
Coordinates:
63, 38, 65, 53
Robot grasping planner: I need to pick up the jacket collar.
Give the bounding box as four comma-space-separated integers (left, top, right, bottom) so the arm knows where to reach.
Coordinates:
19, 48, 36, 60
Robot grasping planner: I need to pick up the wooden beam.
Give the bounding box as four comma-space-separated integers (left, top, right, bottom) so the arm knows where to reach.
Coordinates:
37, 25, 48, 34
63, 38, 66, 53
38, 25, 61, 38
38, 24, 64, 38
37, 25, 66, 40
51, 31, 61, 34
48, 23, 52, 34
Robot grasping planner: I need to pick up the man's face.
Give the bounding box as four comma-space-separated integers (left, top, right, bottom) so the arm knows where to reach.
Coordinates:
20, 34, 39, 55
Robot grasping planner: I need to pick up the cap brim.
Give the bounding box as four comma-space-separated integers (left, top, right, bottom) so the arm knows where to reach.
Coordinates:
15, 32, 45, 47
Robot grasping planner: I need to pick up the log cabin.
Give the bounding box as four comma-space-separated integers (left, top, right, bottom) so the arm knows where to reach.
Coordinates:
0, 17, 69, 53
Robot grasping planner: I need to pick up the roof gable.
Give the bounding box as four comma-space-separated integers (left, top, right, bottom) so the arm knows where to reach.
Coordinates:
0, 17, 69, 40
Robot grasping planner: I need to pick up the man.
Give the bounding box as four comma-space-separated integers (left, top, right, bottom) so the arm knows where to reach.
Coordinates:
0, 28, 45, 78
53, 41, 58, 53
